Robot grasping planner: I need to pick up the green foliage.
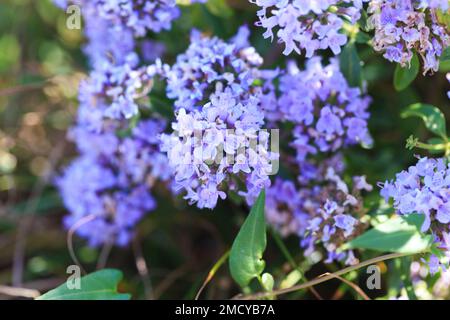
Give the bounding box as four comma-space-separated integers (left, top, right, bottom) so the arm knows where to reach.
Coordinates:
339, 42, 363, 88
344, 214, 433, 254
402, 103, 447, 139
205, 0, 233, 18
37, 269, 131, 300
440, 47, 450, 71
229, 190, 267, 288
394, 54, 419, 91
261, 273, 274, 292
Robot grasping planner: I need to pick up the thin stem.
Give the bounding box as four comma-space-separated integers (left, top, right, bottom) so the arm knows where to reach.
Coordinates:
270, 228, 323, 300
195, 250, 230, 300
320, 272, 370, 300
415, 141, 449, 151
235, 252, 410, 300
132, 237, 154, 300
400, 257, 418, 300
0, 285, 40, 299
67, 214, 96, 275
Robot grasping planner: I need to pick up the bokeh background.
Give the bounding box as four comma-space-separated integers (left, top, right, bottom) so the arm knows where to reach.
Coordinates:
0, 0, 449, 299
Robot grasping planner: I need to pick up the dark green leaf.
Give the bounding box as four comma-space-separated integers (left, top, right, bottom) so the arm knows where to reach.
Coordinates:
339, 42, 362, 88
394, 53, 419, 91
355, 31, 371, 44
205, 0, 233, 18
439, 47, 450, 72
401, 103, 447, 139
37, 269, 131, 300
440, 46, 450, 63
343, 214, 433, 254
229, 190, 267, 288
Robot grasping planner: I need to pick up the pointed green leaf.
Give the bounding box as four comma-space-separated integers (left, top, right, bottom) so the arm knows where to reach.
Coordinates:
229, 190, 267, 288
343, 214, 433, 254
339, 42, 363, 88
37, 269, 131, 300
402, 103, 447, 139
401, 103, 447, 139
394, 53, 419, 91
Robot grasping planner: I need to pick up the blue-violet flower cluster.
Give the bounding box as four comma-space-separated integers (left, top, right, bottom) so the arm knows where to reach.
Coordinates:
263, 57, 372, 162
249, 0, 368, 56
368, 0, 449, 73
57, 119, 171, 246
161, 29, 279, 209
266, 155, 372, 265
381, 157, 450, 273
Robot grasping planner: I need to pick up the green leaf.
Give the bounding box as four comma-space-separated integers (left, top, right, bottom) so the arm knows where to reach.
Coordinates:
343, 214, 433, 254
439, 47, 450, 72
436, 10, 450, 31
279, 269, 302, 289
37, 269, 131, 300
426, 137, 447, 154
261, 273, 274, 292
205, 0, 233, 18
401, 103, 447, 139
440, 46, 450, 63
229, 190, 267, 288
394, 53, 419, 91
339, 42, 363, 88
355, 31, 371, 44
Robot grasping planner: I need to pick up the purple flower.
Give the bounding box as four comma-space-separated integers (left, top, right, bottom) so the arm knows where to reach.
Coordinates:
368, 0, 449, 74
380, 157, 450, 271
57, 118, 172, 247
249, 0, 368, 57
263, 57, 372, 161
266, 154, 371, 265
160, 29, 278, 209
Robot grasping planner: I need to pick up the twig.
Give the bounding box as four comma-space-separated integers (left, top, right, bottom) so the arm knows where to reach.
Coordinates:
132, 236, 154, 300
67, 214, 96, 275
270, 229, 323, 300
195, 250, 230, 300
319, 272, 370, 300
96, 240, 114, 270
235, 252, 410, 300
0, 81, 47, 97
153, 264, 190, 299
0, 285, 40, 299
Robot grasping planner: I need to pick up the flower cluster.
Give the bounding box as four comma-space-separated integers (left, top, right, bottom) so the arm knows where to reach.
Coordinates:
54, 0, 175, 246
78, 59, 158, 121
266, 155, 372, 264
161, 29, 278, 208
57, 119, 171, 246
54, 0, 193, 36
263, 57, 372, 162
165, 27, 261, 111
262, 56, 373, 265
380, 156, 450, 273
249, 0, 368, 56
368, 0, 450, 74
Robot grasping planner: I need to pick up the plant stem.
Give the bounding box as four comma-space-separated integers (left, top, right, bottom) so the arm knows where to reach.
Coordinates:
400, 256, 418, 300
236, 252, 411, 300
195, 249, 230, 300
270, 228, 322, 299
